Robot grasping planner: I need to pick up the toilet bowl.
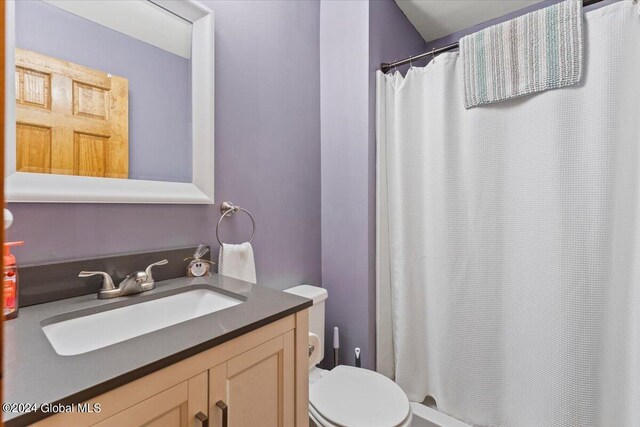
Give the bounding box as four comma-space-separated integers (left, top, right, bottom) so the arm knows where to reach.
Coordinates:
284, 285, 412, 427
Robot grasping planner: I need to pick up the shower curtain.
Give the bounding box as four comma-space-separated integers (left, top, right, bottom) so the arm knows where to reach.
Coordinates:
376, 2, 640, 427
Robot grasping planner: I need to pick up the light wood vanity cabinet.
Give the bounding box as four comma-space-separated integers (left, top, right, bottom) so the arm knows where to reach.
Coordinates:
210, 332, 295, 427
95, 373, 207, 427
33, 310, 308, 427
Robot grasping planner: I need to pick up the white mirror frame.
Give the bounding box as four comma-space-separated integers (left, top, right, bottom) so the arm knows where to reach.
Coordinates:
4, 0, 215, 204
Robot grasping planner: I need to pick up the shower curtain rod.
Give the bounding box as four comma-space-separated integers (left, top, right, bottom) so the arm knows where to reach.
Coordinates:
380, 0, 605, 73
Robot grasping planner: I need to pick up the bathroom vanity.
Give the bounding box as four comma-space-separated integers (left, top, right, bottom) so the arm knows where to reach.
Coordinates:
3, 275, 311, 427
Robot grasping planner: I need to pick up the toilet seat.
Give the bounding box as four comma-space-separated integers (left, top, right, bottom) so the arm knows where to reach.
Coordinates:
309, 366, 412, 427
309, 404, 412, 427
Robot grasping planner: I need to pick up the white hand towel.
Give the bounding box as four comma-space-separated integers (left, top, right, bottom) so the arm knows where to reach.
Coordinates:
218, 242, 257, 284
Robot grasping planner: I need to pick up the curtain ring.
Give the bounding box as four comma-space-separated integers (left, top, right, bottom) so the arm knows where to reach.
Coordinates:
409, 55, 413, 68
431, 48, 436, 63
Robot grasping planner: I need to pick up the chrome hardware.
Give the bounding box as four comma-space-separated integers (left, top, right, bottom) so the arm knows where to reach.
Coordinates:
144, 259, 169, 285
117, 271, 148, 297
78, 259, 168, 299
309, 344, 315, 357
220, 201, 237, 215
216, 201, 256, 246
380, 0, 604, 74
216, 401, 228, 427
78, 271, 116, 295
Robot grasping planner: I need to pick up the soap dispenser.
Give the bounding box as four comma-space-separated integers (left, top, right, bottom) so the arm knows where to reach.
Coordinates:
4, 241, 24, 319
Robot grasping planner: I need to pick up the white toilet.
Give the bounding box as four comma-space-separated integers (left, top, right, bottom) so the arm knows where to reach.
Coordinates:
284, 285, 412, 427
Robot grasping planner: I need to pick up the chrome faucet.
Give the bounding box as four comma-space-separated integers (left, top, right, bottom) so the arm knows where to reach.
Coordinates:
79, 259, 169, 299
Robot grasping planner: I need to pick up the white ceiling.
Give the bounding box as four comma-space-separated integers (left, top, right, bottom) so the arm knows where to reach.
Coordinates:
395, 0, 540, 43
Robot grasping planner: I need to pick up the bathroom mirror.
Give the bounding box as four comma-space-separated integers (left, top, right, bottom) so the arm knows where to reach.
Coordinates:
4, 0, 214, 203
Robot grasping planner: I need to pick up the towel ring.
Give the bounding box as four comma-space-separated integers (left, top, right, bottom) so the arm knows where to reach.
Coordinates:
216, 201, 256, 246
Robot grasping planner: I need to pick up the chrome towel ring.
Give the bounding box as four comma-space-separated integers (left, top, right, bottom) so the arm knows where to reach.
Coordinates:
216, 201, 256, 246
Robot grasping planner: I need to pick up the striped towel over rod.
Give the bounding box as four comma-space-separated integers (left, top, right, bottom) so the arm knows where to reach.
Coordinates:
460, 0, 584, 109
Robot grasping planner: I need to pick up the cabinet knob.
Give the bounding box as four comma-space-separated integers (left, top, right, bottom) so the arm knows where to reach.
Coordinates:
195, 411, 208, 427
216, 400, 228, 427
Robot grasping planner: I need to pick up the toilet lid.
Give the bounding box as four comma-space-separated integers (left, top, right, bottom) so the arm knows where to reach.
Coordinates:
309, 366, 410, 427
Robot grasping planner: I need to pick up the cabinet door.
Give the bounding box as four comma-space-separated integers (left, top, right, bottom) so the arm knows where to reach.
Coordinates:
94, 372, 208, 427
209, 331, 295, 427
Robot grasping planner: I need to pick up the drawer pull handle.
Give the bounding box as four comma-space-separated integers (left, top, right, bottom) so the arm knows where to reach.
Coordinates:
195, 411, 209, 427
216, 400, 228, 427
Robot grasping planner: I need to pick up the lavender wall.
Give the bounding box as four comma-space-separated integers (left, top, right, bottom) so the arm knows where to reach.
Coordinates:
205, 0, 321, 291
320, 0, 370, 369
320, 0, 425, 370
8, 0, 322, 291
15, 0, 192, 183
370, 0, 426, 76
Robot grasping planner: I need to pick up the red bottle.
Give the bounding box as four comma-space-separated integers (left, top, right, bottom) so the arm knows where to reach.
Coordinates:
4, 241, 24, 319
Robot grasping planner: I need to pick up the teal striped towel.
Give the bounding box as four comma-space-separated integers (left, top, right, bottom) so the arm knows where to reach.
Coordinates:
460, 0, 583, 109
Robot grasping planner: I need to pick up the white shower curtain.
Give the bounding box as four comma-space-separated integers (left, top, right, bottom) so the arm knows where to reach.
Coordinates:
376, 2, 640, 427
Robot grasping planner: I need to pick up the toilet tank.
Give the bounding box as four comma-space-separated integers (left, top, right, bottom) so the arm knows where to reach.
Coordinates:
284, 285, 328, 363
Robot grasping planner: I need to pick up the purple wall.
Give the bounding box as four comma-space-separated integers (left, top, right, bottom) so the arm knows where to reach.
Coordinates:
320, 0, 425, 370
206, 0, 321, 291
15, 0, 192, 183
370, 0, 426, 76
320, 0, 370, 369
8, 0, 322, 291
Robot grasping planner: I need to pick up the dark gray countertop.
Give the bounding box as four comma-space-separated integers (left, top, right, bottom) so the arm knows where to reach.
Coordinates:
3, 274, 311, 426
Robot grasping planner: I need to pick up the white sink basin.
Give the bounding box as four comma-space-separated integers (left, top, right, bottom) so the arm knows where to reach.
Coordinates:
42, 288, 243, 356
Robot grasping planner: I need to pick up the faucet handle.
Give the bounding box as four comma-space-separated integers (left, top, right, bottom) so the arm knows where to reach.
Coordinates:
78, 271, 116, 291
144, 259, 168, 282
